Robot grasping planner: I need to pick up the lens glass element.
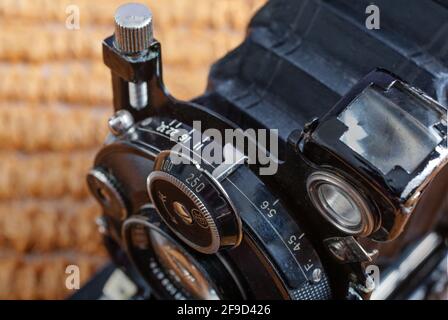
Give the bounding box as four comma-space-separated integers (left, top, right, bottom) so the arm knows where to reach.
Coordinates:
307, 171, 374, 235
149, 230, 219, 300
317, 183, 361, 227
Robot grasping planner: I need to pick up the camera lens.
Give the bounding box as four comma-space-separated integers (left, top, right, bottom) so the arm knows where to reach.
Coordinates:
122, 216, 248, 300
148, 229, 219, 299
307, 171, 375, 236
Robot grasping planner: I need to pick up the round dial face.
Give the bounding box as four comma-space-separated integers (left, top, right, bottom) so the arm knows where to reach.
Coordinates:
147, 150, 242, 254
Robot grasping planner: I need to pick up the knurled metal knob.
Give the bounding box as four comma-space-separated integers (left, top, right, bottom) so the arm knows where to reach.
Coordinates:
114, 3, 154, 53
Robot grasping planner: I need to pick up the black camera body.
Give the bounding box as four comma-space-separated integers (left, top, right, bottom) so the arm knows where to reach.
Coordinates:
87, 1, 448, 300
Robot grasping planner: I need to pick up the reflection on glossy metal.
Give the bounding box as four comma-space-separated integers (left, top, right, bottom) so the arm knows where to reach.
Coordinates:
149, 229, 220, 300
108, 109, 135, 136
324, 236, 378, 263
371, 233, 442, 300
87, 169, 128, 220
128, 81, 148, 110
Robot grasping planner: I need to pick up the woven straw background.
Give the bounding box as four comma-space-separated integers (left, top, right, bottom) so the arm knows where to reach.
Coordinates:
0, 0, 265, 299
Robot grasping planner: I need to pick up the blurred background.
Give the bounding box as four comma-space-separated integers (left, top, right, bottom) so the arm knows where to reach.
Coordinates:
0, 0, 265, 299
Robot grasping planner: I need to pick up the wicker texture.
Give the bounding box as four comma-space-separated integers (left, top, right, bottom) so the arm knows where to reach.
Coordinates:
0, 0, 264, 299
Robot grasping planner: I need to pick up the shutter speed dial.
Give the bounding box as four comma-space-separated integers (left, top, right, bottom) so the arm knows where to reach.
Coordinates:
147, 151, 242, 254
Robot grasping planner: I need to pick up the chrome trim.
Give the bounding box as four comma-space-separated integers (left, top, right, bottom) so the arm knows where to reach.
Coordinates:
307, 171, 375, 236
371, 232, 443, 300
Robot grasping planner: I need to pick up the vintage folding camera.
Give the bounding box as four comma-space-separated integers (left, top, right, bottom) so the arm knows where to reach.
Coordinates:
87, 2, 448, 300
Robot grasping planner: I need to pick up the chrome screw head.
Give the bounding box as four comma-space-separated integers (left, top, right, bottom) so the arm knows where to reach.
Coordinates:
108, 110, 135, 136
312, 268, 322, 283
